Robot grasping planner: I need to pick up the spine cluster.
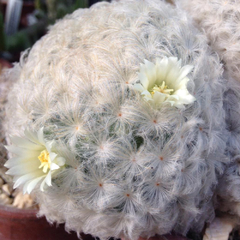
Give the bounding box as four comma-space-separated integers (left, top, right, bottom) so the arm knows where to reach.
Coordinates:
176, 0, 240, 82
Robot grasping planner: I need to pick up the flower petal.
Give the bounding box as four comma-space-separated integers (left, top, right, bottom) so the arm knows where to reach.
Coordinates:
6, 160, 40, 175
9, 136, 44, 151
40, 172, 52, 191
4, 156, 36, 168
141, 60, 156, 89
37, 127, 45, 145
174, 88, 196, 105
50, 163, 60, 171
133, 83, 145, 92
24, 130, 40, 144
141, 89, 152, 101
138, 72, 149, 89
26, 176, 45, 194
45, 171, 52, 186
176, 65, 193, 83
45, 141, 54, 152
152, 91, 167, 104
5, 146, 40, 157
55, 157, 66, 166
49, 152, 57, 161
13, 170, 43, 189
155, 57, 169, 85
165, 66, 181, 87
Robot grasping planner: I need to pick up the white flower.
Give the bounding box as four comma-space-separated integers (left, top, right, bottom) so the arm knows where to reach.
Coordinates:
134, 57, 196, 108
5, 128, 66, 194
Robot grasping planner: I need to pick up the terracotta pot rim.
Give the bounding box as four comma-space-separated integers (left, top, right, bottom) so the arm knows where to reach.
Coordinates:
0, 204, 80, 240
0, 58, 13, 68
0, 203, 38, 219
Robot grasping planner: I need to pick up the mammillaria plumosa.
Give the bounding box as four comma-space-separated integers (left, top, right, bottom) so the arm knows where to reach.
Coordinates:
175, 0, 240, 82
3, 0, 229, 239
174, 0, 240, 237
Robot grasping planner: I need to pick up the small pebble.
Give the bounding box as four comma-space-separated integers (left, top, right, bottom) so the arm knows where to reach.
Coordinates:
0, 168, 12, 183
0, 193, 13, 205
0, 177, 4, 188
0, 166, 35, 209
203, 217, 235, 240
2, 184, 13, 196
13, 191, 35, 209
12, 189, 18, 197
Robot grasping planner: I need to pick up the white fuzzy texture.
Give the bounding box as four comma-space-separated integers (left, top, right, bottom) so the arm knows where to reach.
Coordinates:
215, 76, 240, 220
174, 0, 240, 230
3, 0, 230, 239
175, 0, 240, 82
0, 65, 20, 165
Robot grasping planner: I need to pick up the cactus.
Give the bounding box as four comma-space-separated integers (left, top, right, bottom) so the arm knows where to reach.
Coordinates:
175, 0, 240, 230
3, 1, 231, 239
175, 0, 240, 82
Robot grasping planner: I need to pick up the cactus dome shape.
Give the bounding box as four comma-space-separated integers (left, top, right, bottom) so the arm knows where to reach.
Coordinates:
175, 0, 240, 82
175, 0, 240, 226
4, 0, 229, 239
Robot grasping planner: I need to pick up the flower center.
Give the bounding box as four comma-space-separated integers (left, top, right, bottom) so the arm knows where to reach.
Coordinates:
150, 81, 174, 95
38, 150, 51, 173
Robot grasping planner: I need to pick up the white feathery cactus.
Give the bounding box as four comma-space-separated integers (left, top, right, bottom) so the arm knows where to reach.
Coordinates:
174, 0, 240, 235
215, 77, 240, 221
175, 0, 240, 82
3, 0, 232, 239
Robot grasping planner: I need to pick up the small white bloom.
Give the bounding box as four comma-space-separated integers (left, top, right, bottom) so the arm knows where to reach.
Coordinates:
5, 128, 66, 194
134, 57, 196, 108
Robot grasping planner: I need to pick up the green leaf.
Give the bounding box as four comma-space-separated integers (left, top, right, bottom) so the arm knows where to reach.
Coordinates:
74, 0, 88, 10
0, 12, 5, 51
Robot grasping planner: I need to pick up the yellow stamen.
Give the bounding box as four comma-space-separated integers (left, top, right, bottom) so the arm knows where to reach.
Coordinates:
150, 81, 174, 95
38, 150, 51, 173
